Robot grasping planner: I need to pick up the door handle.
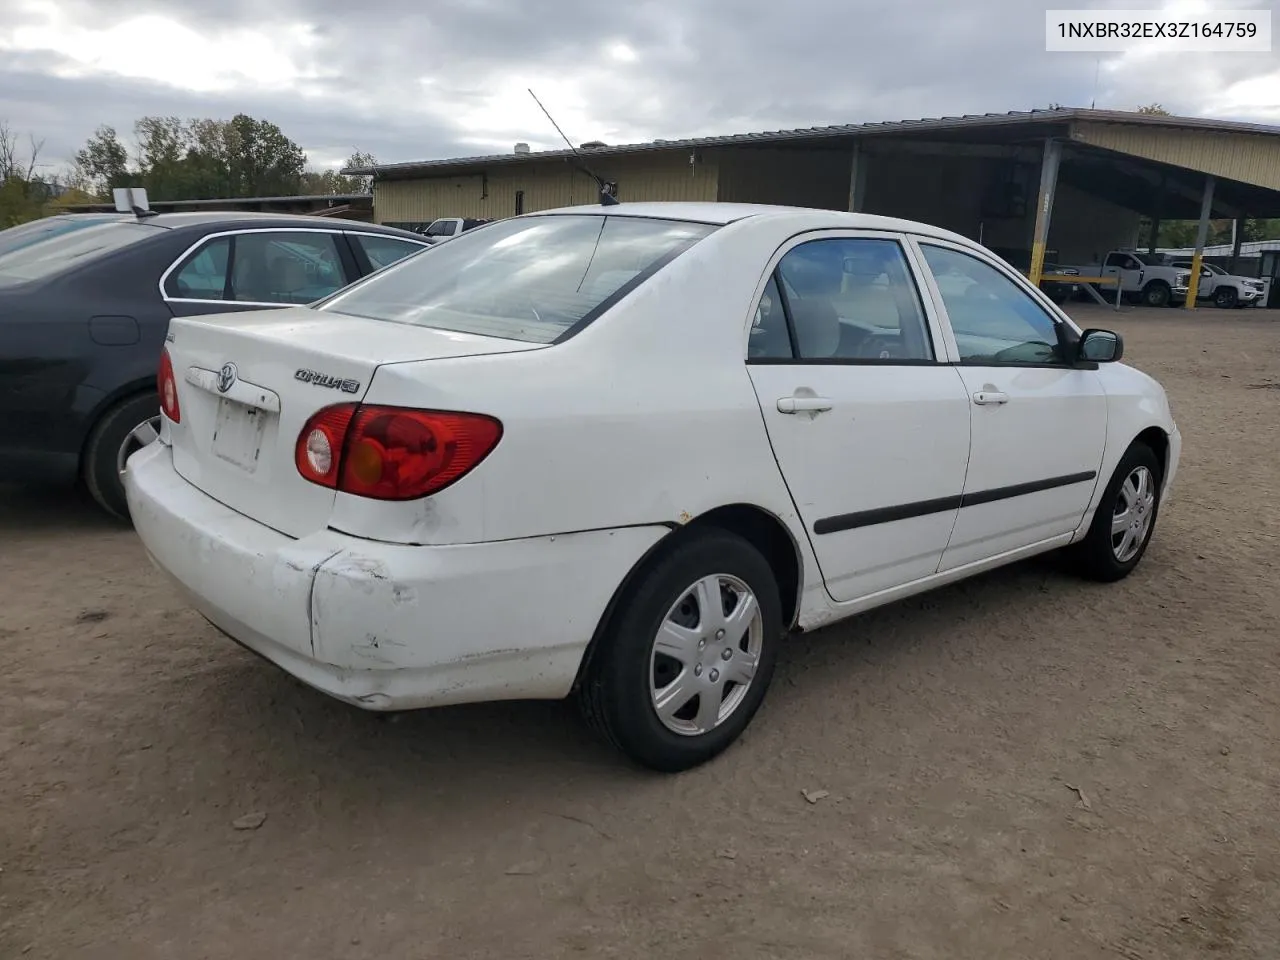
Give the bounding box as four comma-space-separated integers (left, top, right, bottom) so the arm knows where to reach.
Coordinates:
777, 396, 833, 414
972, 391, 1009, 405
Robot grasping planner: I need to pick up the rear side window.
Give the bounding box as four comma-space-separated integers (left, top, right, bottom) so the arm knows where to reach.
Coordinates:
319, 214, 716, 343
0, 222, 159, 286
168, 237, 232, 299
165, 231, 347, 304
352, 234, 426, 271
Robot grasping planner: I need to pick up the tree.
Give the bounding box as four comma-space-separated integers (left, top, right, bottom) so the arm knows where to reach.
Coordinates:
226, 113, 307, 197
133, 116, 193, 201
0, 121, 48, 227
1136, 103, 1171, 115
73, 125, 131, 197
301, 150, 377, 196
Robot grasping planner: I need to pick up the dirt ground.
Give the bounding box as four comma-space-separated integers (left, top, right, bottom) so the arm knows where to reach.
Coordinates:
2, 305, 1279, 960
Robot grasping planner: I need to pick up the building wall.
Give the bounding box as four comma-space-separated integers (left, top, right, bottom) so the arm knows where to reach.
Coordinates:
714, 147, 849, 209
373, 151, 718, 224
1044, 182, 1141, 266
860, 152, 1030, 249
1072, 121, 1280, 192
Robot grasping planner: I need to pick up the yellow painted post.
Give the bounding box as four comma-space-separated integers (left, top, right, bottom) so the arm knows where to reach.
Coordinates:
1185, 174, 1216, 310
1027, 139, 1062, 290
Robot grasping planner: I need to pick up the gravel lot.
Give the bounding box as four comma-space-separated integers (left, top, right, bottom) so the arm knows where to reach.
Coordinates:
3, 305, 1278, 959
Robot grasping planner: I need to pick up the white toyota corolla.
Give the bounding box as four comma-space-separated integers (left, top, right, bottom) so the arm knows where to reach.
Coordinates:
125, 201, 1181, 772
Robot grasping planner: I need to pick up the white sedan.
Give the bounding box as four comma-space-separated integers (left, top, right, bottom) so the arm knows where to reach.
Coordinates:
124, 202, 1181, 772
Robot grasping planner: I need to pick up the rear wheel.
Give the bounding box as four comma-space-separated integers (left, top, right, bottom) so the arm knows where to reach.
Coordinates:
1068, 441, 1162, 583
578, 529, 783, 772
82, 392, 160, 521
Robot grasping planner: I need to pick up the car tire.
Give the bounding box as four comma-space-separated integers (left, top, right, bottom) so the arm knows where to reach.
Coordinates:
1214, 287, 1238, 308
1068, 441, 1163, 583
82, 392, 160, 521
1142, 281, 1171, 308
578, 529, 783, 773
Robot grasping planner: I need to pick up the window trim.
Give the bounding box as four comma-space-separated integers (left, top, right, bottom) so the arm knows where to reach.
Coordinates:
909, 236, 1086, 370
743, 229, 950, 367
159, 227, 422, 307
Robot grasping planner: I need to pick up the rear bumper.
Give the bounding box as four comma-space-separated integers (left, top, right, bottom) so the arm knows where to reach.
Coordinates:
125, 442, 667, 711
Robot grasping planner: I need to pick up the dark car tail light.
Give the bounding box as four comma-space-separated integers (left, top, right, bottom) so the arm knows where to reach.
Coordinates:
158, 347, 181, 423
295, 403, 503, 501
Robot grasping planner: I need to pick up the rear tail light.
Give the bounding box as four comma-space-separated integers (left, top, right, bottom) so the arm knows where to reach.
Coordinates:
295, 404, 503, 500
157, 347, 181, 423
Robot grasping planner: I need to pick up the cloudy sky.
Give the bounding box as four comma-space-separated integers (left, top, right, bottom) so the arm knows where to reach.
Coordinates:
0, 0, 1276, 176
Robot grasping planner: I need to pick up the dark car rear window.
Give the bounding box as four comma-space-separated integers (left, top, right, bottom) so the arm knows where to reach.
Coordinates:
0, 221, 161, 286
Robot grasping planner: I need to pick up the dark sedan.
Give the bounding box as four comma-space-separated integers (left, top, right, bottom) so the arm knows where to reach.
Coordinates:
0, 210, 432, 519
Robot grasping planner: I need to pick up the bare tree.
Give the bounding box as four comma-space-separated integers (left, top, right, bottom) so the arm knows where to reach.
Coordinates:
0, 120, 44, 182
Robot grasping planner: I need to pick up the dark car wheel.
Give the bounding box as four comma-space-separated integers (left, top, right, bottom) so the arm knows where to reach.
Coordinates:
578, 529, 783, 773
83, 392, 160, 520
1068, 441, 1163, 583
1213, 287, 1238, 308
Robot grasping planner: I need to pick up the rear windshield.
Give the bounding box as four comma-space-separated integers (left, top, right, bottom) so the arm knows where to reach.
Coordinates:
318, 214, 717, 343
0, 216, 122, 258
0, 221, 160, 285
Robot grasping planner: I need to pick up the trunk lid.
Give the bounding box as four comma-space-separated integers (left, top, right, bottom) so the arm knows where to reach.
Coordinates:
165, 307, 541, 538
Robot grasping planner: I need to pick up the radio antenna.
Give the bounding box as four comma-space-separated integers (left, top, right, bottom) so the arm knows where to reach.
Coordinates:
528, 88, 619, 206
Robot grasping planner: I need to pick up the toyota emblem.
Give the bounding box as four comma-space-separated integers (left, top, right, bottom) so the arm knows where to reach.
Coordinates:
217, 362, 238, 393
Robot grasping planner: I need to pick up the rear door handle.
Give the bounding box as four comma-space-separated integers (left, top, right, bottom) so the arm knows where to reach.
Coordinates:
972, 391, 1009, 405
777, 396, 833, 414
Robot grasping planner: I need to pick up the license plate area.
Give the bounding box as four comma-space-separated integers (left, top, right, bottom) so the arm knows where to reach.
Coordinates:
211, 398, 268, 472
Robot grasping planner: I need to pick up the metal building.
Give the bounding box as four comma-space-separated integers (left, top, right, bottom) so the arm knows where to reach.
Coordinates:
346, 108, 1280, 307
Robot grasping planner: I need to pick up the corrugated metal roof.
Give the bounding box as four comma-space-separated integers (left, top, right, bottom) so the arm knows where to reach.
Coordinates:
345, 108, 1280, 178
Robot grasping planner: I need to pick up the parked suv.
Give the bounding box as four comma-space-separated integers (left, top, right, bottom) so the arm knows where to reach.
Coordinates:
1171, 260, 1267, 308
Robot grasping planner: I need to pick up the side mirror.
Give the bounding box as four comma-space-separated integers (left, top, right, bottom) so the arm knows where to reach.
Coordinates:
1078, 328, 1124, 363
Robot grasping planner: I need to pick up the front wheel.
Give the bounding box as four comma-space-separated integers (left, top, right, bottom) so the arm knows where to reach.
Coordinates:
578, 529, 783, 772
1143, 281, 1172, 308
1214, 287, 1238, 308
82, 392, 160, 520
1068, 442, 1162, 582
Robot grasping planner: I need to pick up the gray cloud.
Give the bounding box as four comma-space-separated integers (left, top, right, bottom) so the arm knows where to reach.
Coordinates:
1, 0, 1277, 175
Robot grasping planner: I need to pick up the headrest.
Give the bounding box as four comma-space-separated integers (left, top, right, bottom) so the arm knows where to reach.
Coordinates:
789, 297, 841, 358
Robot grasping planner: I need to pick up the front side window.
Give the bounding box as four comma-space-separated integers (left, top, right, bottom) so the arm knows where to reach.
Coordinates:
425, 220, 456, 237
752, 237, 934, 362
318, 214, 716, 344
921, 243, 1064, 365
353, 234, 426, 271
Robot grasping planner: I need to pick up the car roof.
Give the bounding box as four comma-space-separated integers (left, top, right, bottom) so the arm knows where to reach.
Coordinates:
125, 211, 426, 238
534, 201, 977, 245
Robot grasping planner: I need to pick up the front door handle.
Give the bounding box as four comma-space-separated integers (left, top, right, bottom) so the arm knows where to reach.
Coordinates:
972, 391, 1009, 405
777, 396, 833, 414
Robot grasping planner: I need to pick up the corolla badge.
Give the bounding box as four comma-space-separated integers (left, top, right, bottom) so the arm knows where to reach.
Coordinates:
295, 368, 361, 393
217, 362, 238, 393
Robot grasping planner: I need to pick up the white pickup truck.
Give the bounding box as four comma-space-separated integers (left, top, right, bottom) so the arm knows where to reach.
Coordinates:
1060, 250, 1191, 308
1170, 260, 1267, 308
420, 217, 491, 244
